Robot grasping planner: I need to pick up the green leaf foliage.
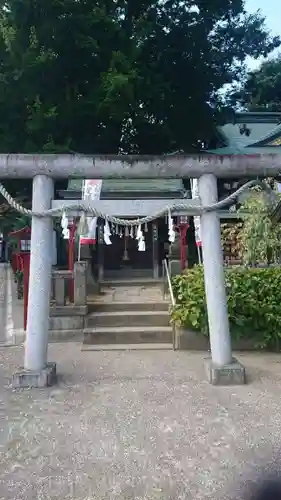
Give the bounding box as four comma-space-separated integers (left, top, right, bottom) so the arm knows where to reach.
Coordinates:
171, 265, 281, 350
238, 185, 281, 266
230, 54, 281, 112
0, 0, 279, 155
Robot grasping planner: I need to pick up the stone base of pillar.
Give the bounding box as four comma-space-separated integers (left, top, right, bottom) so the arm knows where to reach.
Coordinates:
12, 362, 57, 389
204, 357, 246, 386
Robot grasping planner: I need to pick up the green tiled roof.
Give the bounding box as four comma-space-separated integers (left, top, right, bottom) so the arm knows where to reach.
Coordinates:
68, 179, 184, 193
248, 123, 281, 147
217, 111, 281, 150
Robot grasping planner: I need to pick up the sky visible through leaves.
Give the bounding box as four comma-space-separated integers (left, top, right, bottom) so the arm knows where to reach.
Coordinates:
246, 0, 281, 69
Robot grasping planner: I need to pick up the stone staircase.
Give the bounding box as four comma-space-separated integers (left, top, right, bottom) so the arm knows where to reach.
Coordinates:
82, 280, 173, 350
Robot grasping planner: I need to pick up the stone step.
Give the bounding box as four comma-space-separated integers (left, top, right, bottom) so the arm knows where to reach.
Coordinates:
87, 301, 169, 313
81, 343, 173, 351
83, 326, 173, 345
86, 310, 170, 328
101, 279, 163, 287
103, 269, 156, 280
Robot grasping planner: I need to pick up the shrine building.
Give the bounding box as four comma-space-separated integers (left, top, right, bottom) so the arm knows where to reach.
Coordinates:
54, 110, 281, 279
58, 178, 189, 281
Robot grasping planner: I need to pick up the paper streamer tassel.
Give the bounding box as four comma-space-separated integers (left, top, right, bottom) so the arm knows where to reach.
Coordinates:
136, 224, 142, 240
77, 212, 89, 236
104, 220, 112, 245
138, 237, 146, 252
168, 211, 176, 243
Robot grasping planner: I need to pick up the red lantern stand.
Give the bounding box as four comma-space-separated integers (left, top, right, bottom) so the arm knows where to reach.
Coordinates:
9, 221, 78, 326
176, 216, 190, 272
21, 253, 30, 331
8, 227, 31, 330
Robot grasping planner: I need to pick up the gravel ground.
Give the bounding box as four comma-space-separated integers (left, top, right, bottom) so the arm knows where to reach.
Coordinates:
1, 345, 281, 500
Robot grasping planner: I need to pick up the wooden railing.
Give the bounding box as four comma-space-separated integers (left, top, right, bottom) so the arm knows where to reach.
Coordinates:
51, 261, 87, 307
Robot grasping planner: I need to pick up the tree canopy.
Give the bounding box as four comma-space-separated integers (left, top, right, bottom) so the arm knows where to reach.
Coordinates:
0, 0, 280, 158
232, 54, 281, 112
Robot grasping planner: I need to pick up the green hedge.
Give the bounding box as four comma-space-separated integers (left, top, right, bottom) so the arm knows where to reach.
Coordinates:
171, 265, 281, 350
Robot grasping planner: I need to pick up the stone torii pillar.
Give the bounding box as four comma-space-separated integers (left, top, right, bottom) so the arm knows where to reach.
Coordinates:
14, 175, 57, 387
24, 176, 54, 368
199, 174, 245, 385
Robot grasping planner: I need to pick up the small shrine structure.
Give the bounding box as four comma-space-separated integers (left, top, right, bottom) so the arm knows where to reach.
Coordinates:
208, 111, 281, 264
9, 226, 31, 273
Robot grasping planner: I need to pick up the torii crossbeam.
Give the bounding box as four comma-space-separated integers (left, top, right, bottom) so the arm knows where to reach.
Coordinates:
0, 153, 280, 178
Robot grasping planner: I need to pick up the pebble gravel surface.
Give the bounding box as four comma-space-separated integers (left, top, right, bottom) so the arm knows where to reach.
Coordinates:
1, 345, 281, 500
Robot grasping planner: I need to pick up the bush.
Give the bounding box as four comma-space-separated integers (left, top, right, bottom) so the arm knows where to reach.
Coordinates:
171, 265, 281, 350
237, 187, 281, 266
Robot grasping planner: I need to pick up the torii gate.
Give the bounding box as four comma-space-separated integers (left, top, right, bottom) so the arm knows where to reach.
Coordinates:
0, 153, 280, 388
